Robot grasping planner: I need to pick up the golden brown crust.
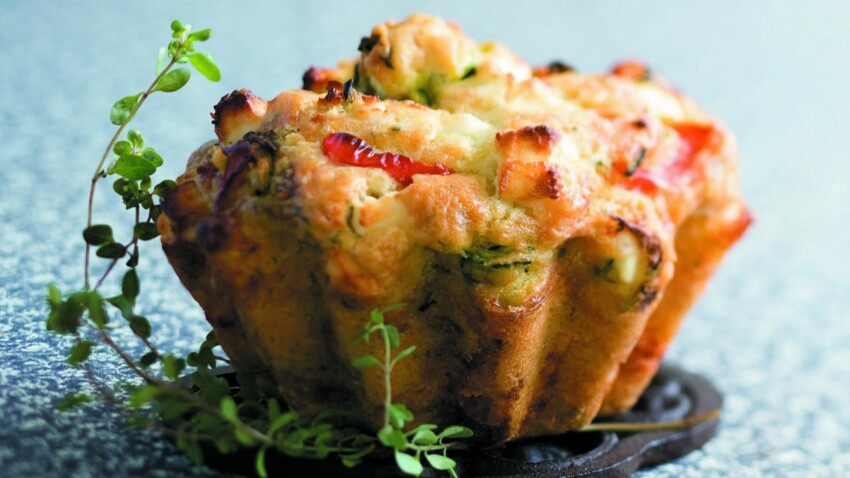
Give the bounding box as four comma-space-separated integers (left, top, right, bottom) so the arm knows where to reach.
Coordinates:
162, 14, 750, 441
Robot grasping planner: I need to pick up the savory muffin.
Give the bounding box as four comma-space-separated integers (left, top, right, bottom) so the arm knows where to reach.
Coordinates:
158, 14, 751, 442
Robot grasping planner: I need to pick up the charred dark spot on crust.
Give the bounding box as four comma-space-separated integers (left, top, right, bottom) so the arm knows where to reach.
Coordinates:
215, 132, 279, 212
302, 67, 321, 90
614, 216, 663, 269
418, 292, 437, 312
212, 90, 248, 127
195, 218, 229, 253
358, 34, 380, 53
196, 162, 215, 177
635, 283, 659, 309
221, 141, 253, 186
492, 338, 504, 351
211, 89, 267, 142
496, 125, 562, 153
547, 61, 574, 73
212, 89, 255, 128
533, 61, 574, 77
632, 118, 648, 129
242, 130, 278, 155
302, 68, 344, 93
318, 87, 343, 107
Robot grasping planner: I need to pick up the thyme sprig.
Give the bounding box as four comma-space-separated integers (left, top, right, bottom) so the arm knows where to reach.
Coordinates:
45, 19, 471, 478
353, 305, 473, 477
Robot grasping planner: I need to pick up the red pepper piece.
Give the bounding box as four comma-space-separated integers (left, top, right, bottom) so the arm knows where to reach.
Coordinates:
322, 133, 454, 186
665, 123, 715, 179
614, 122, 716, 194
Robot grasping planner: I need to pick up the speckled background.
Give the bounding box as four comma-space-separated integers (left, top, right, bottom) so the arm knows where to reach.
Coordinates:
1, 1, 849, 477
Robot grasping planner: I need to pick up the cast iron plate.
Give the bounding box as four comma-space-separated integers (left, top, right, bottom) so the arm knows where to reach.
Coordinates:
193, 364, 721, 477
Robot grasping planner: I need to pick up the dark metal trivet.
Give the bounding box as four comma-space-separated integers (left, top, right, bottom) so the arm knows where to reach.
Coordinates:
192, 364, 721, 477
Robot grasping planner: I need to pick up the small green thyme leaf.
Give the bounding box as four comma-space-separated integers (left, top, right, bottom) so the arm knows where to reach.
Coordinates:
134, 222, 160, 241
385, 325, 400, 349
129, 315, 151, 339
153, 68, 191, 93
82, 224, 113, 246
381, 303, 406, 313
155, 46, 168, 75
352, 355, 382, 369
255, 447, 268, 478
127, 129, 144, 149
388, 403, 414, 429
268, 411, 299, 434
140, 147, 163, 167
235, 428, 256, 446
411, 429, 438, 446
106, 294, 133, 319
153, 179, 177, 197
187, 52, 221, 82
87, 292, 108, 329
122, 269, 140, 301
46, 283, 62, 307
110, 154, 156, 180
139, 351, 158, 368
394, 449, 423, 476
188, 28, 212, 42
67, 340, 94, 366
113, 177, 131, 195
140, 176, 153, 193
96, 242, 126, 259
112, 140, 133, 156
220, 396, 238, 423
393, 346, 416, 365
369, 308, 384, 325
47, 293, 85, 335
437, 425, 474, 440
162, 355, 186, 379
110, 93, 142, 125
424, 453, 456, 471
57, 392, 93, 411
128, 384, 159, 408
378, 427, 408, 449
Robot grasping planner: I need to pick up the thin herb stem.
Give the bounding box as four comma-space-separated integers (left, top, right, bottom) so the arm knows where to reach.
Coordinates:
381, 325, 392, 429
93, 238, 139, 291
84, 51, 181, 289
83, 363, 120, 406
97, 327, 154, 383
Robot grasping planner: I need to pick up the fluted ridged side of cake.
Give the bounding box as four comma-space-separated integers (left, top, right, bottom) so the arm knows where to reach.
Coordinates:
158, 14, 750, 442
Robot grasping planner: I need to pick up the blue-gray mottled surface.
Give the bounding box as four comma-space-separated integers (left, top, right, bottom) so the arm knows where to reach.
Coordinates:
1, 1, 849, 476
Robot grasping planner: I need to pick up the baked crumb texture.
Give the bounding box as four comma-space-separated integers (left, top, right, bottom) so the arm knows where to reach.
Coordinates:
159, 14, 751, 442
